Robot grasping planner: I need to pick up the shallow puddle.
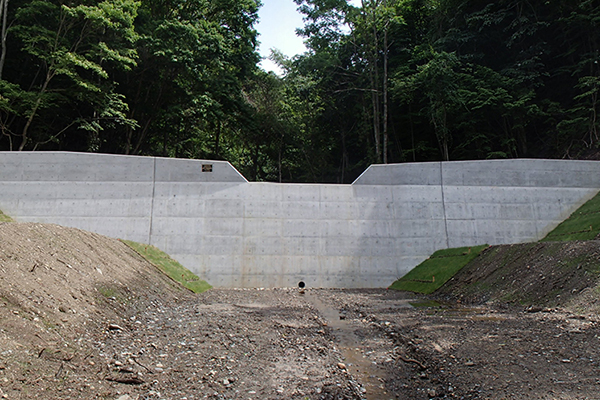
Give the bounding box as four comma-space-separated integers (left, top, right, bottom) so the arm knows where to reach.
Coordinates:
304, 292, 392, 400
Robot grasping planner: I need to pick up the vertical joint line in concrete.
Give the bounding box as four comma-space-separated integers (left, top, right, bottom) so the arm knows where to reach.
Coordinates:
440, 162, 450, 249
534, 202, 540, 240
148, 157, 157, 245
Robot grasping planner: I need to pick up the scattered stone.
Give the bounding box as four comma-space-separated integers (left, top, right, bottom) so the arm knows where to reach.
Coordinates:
108, 324, 124, 331
526, 306, 543, 313
337, 362, 347, 370
106, 374, 144, 385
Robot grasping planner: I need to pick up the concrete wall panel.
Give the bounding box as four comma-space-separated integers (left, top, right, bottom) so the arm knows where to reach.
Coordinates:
442, 159, 600, 188
281, 201, 321, 219
244, 201, 282, 219
320, 202, 359, 220
243, 236, 285, 256
355, 201, 395, 220
0, 152, 154, 182
243, 218, 283, 236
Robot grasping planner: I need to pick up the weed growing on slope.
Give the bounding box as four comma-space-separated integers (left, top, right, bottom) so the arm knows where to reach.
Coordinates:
122, 240, 212, 293
542, 191, 600, 241
0, 209, 13, 222
389, 244, 489, 294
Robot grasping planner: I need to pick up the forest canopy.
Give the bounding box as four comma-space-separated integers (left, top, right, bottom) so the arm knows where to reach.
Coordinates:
1, 0, 599, 183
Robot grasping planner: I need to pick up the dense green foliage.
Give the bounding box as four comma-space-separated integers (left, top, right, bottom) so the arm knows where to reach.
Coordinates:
2, 0, 600, 182
389, 244, 489, 294
284, 0, 600, 181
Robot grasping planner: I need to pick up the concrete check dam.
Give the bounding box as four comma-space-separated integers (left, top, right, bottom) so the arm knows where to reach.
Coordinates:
0, 152, 598, 288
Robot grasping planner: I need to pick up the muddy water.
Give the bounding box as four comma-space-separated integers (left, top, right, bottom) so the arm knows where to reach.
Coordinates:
304, 292, 393, 400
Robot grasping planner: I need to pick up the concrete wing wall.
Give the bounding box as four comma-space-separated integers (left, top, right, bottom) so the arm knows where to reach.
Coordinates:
1, 152, 599, 288
440, 159, 600, 246
0, 152, 155, 243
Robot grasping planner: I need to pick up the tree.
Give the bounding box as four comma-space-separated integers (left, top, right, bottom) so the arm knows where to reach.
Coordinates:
0, 0, 139, 151
106, 0, 261, 158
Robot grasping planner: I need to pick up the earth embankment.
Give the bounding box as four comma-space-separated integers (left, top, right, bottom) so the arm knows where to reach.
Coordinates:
436, 240, 600, 313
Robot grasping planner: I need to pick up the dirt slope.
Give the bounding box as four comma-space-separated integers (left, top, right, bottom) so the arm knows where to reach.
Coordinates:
0, 222, 188, 399
436, 240, 600, 313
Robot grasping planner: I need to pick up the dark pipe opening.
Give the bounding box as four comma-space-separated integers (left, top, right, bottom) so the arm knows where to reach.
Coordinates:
298, 281, 306, 289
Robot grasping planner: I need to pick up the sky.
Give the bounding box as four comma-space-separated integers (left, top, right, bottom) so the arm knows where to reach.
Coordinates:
256, 0, 361, 75
256, 0, 306, 75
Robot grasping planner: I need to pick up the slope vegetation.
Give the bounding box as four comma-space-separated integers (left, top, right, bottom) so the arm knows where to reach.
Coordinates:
436, 240, 600, 312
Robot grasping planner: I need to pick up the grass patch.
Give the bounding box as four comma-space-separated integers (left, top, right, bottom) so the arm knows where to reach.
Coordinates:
542, 191, 600, 242
97, 285, 118, 299
96, 284, 130, 305
0, 209, 13, 222
389, 244, 489, 294
122, 240, 211, 293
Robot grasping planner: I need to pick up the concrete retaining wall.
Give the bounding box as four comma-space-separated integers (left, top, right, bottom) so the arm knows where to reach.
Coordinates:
1, 152, 598, 288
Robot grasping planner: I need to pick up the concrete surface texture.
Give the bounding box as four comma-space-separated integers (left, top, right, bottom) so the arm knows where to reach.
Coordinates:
0, 152, 598, 288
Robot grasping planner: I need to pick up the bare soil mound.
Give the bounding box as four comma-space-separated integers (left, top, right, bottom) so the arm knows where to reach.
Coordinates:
0, 222, 188, 399
436, 240, 600, 313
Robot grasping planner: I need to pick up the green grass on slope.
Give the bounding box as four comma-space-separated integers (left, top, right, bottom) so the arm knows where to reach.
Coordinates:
389, 244, 489, 294
122, 240, 212, 293
0, 209, 13, 222
542, 191, 600, 242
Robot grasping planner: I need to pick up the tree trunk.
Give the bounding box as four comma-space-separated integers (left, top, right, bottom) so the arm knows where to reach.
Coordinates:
362, 0, 381, 163
278, 144, 282, 183
19, 71, 53, 151
370, 24, 381, 163
382, 17, 389, 164
0, 0, 8, 80
213, 121, 221, 159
